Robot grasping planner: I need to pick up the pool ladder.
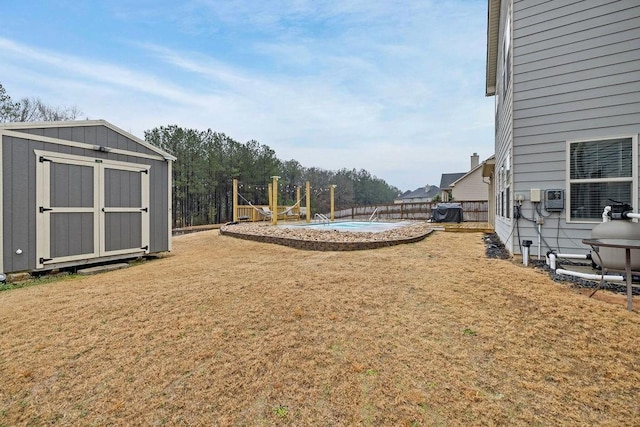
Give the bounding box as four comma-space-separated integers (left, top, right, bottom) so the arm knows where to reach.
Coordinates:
314, 213, 330, 224
369, 207, 379, 223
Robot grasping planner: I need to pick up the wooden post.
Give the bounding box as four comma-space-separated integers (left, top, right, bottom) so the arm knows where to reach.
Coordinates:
296, 186, 301, 218
232, 178, 238, 222
271, 176, 279, 225
330, 185, 336, 221
305, 181, 311, 223
268, 183, 273, 213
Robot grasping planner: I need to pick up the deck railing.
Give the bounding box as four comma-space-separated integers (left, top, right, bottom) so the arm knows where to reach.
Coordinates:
237, 200, 489, 223
237, 205, 303, 221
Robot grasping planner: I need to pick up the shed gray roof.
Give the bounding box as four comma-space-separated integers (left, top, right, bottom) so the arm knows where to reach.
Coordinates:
398, 185, 440, 200
439, 173, 465, 190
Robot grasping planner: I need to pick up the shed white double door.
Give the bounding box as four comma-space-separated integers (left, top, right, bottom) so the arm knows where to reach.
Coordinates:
35, 150, 150, 269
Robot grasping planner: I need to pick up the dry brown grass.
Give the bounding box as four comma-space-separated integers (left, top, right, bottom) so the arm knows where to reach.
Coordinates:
1, 230, 640, 426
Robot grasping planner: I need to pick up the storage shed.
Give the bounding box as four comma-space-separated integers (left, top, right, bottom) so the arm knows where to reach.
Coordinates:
0, 120, 176, 275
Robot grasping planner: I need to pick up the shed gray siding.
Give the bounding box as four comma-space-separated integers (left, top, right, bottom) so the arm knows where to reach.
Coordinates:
15, 125, 160, 157
504, 0, 640, 255
1, 121, 172, 274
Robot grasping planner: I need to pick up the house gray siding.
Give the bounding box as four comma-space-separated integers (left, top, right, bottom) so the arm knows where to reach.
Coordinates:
1, 123, 171, 274
503, 0, 640, 255
493, 0, 514, 252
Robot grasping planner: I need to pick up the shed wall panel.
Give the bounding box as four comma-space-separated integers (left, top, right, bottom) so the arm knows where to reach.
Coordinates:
16, 125, 160, 157
149, 163, 168, 252
3, 137, 33, 272
59, 127, 72, 141
50, 213, 94, 258
43, 128, 59, 139
105, 213, 141, 252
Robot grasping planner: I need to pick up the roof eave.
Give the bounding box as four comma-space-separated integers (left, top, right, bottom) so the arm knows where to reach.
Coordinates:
485, 0, 501, 97
482, 156, 496, 177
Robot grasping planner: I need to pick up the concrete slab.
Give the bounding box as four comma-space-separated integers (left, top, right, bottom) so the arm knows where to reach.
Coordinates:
77, 263, 129, 276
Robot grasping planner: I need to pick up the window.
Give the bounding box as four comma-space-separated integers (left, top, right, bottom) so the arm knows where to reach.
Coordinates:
497, 153, 512, 219
568, 137, 636, 221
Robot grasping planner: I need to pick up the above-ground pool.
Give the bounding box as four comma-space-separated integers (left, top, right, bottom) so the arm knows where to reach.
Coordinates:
220, 220, 433, 250
281, 220, 413, 233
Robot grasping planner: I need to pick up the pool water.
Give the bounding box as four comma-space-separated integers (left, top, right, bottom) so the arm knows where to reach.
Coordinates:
282, 221, 413, 233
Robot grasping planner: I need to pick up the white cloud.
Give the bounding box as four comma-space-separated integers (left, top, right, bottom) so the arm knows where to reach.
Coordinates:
0, 0, 494, 191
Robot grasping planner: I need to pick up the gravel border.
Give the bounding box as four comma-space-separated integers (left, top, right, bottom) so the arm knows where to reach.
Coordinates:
219, 221, 434, 251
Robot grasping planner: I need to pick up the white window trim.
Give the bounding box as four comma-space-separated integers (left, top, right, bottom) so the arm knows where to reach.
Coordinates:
565, 134, 638, 224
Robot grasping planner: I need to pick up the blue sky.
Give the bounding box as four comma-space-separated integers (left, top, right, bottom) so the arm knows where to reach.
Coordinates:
0, 0, 494, 192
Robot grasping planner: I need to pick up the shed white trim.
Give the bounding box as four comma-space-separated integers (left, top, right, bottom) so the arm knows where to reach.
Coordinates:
0, 120, 176, 161
2, 129, 168, 162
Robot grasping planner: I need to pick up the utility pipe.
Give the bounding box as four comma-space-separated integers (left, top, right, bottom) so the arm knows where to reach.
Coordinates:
547, 252, 591, 270
538, 223, 541, 260
522, 240, 532, 267
555, 268, 624, 282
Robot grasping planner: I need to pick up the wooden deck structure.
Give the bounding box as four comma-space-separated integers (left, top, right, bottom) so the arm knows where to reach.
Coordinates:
432, 222, 494, 233
236, 204, 303, 222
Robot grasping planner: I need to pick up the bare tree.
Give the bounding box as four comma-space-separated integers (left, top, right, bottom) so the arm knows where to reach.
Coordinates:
18, 97, 82, 122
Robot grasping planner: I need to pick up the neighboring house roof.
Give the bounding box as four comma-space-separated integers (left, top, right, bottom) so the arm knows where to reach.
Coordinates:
398, 185, 440, 201
450, 157, 493, 187
485, 0, 501, 96
440, 173, 465, 190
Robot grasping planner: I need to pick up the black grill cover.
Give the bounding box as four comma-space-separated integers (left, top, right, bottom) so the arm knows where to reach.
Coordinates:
432, 203, 463, 223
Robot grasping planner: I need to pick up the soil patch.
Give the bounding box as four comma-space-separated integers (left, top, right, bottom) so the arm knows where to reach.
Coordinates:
1, 231, 639, 425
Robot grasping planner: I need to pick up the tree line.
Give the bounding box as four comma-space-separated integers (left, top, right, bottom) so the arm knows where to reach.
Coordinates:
1, 82, 400, 227
145, 125, 400, 228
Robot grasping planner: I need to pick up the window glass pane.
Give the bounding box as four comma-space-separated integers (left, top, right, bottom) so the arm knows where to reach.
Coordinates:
570, 138, 632, 180
570, 182, 632, 221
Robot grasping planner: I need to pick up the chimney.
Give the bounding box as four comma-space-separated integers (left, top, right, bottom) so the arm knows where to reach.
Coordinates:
471, 152, 479, 170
